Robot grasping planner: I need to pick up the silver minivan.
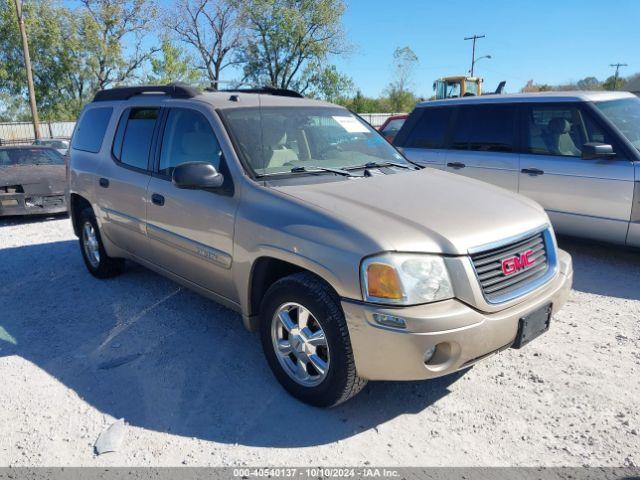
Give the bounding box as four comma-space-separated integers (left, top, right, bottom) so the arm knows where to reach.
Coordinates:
396, 91, 640, 247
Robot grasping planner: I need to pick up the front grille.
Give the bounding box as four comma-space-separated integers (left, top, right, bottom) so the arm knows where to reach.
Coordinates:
471, 231, 550, 302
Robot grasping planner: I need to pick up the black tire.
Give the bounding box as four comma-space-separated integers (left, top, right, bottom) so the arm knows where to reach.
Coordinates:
77, 207, 124, 278
259, 272, 367, 407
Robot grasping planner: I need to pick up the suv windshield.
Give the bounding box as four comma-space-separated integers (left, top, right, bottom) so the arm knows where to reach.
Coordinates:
594, 97, 640, 151
0, 148, 64, 166
221, 106, 408, 177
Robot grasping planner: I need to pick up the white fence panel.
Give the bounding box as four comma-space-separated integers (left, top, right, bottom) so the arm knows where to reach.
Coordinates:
358, 113, 406, 128
0, 121, 76, 145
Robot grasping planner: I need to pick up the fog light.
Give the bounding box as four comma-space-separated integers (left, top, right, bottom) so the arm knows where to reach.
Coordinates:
424, 345, 437, 362
372, 313, 406, 329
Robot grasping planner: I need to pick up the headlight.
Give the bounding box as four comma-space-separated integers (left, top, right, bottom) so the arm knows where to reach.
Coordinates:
361, 253, 454, 305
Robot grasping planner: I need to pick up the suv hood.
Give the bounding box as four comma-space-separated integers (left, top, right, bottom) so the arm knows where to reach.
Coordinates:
274, 168, 550, 255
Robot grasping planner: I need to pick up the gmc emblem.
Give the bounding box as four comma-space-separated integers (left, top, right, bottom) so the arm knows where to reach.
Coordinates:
501, 249, 536, 276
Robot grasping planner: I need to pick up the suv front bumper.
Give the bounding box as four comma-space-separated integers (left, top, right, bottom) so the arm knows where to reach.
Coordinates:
342, 249, 573, 381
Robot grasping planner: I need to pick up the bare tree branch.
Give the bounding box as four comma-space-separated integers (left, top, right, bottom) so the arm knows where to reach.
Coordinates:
165, 0, 243, 85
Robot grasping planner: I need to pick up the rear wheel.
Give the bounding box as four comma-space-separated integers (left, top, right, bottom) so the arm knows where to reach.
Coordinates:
78, 207, 124, 278
259, 272, 366, 407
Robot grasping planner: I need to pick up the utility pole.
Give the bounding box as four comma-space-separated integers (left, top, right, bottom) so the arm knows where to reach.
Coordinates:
464, 34, 485, 77
13, 0, 41, 139
609, 63, 628, 91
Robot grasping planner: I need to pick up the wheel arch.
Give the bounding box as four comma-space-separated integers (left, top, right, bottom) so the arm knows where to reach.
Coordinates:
69, 193, 93, 237
244, 254, 342, 331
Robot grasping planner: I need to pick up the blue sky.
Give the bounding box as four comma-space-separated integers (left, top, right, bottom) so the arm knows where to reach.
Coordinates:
64, 0, 639, 97
333, 0, 640, 97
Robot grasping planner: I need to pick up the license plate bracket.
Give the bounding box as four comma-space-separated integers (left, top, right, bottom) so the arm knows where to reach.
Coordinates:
512, 303, 552, 349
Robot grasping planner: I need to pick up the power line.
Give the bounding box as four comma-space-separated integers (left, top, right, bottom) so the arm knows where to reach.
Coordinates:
464, 34, 485, 77
609, 63, 628, 90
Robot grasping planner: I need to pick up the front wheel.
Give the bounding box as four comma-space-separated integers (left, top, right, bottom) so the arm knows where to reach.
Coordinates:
259, 272, 366, 407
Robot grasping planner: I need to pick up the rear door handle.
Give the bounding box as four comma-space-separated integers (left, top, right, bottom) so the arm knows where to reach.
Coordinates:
447, 162, 466, 169
151, 193, 165, 206
99, 177, 109, 188
521, 168, 545, 176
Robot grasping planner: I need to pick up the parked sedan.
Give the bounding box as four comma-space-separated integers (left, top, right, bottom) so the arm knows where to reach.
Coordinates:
378, 114, 407, 142
0, 146, 67, 216
33, 138, 70, 155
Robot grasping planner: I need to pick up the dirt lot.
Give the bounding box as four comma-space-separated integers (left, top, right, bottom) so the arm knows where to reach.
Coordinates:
0, 215, 638, 467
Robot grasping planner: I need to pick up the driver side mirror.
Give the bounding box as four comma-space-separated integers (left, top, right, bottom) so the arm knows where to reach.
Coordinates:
172, 162, 224, 189
582, 142, 615, 160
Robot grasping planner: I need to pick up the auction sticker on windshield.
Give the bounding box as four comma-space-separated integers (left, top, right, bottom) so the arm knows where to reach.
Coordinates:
333, 115, 370, 133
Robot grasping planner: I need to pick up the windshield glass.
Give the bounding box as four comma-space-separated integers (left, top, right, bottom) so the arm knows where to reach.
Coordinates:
465, 80, 479, 96
594, 97, 640, 150
445, 81, 461, 98
0, 148, 65, 166
222, 107, 408, 177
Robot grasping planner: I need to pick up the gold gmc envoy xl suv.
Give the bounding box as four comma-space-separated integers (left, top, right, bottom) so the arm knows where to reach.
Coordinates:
67, 84, 573, 407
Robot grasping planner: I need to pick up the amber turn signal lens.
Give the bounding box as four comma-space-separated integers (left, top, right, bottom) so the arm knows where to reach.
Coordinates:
367, 263, 403, 299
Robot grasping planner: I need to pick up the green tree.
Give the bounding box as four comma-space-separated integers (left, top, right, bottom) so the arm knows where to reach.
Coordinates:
337, 90, 386, 113
306, 64, 354, 102
0, 0, 162, 120
603, 75, 620, 91
576, 76, 602, 91
0, 0, 89, 119
236, 0, 349, 93
79, 0, 160, 90
148, 39, 202, 85
384, 46, 419, 112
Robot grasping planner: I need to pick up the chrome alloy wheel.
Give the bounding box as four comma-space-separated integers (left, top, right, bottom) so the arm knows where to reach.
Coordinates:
82, 221, 101, 269
271, 302, 330, 387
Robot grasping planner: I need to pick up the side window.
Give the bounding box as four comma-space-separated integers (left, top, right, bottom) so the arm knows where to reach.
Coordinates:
524, 105, 584, 157
113, 108, 159, 170
450, 107, 473, 150
582, 110, 617, 147
71, 107, 113, 153
469, 105, 515, 152
450, 105, 515, 152
381, 119, 405, 136
405, 108, 453, 149
158, 109, 222, 177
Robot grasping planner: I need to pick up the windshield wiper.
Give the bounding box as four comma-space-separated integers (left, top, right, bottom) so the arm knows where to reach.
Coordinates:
359, 161, 414, 170
290, 166, 360, 177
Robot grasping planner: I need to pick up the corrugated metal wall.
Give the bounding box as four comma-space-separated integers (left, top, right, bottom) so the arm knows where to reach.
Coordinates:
0, 122, 75, 145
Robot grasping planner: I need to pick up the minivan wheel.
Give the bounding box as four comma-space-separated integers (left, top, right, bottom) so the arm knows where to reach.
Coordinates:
259, 272, 367, 407
78, 207, 124, 278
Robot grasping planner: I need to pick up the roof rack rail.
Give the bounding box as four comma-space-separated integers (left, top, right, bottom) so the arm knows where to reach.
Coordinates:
92, 83, 200, 102
213, 86, 304, 98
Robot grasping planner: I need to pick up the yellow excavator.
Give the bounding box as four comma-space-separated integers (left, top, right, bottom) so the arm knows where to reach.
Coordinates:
433, 76, 505, 99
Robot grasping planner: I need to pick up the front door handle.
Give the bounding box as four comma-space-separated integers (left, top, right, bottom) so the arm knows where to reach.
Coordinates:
447, 162, 466, 169
151, 193, 165, 206
521, 168, 545, 176
99, 177, 109, 188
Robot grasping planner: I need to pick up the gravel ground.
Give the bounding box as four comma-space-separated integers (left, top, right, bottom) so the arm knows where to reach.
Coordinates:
0, 215, 638, 467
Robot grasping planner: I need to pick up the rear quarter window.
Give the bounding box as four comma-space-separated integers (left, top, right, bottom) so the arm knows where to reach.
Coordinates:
71, 107, 113, 153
